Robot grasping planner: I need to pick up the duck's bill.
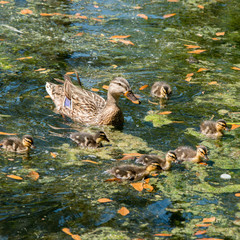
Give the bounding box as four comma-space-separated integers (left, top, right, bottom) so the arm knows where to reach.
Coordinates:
124, 91, 141, 104
104, 137, 110, 142
31, 145, 36, 149
204, 155, 209, 161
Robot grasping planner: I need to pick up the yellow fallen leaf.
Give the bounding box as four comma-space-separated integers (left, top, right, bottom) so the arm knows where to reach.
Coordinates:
21, 9, 33, 15
62, 228, 72, 236
143, 183, 154, 192
216, 32, 225, 36
194, 230, 207, 235
110, 35, 131, 39
158, 111, 172, 115
186, 73, 194, 77
98, 198, 113, 203
202, 217, 216, 223
16, 56, 33, 60
91, 88, 99, 92
133, 6, 142, 9
0, 1, 10, 4
208, 81, 218, 85
137, 14, 148, 20
75, 32, 84, 36
139, 84, 149, 90
148, 100, 158, 105
167, 0, 179, 2
212, 37, 220, 41
184, 45, 201, 49
98, 15, 104, 19
231, 124, 240, 130
0, 132, 17, 135
102, 85, 109, 90
72, 235, 81, 240
232, 66, 240, 71
94, 5, 99, 8
27, 171, 39, 181
45, 95, 51, 98
163, 13, 176, 18
195, 223, 211, 227
92, 18, 102, 22
185, 77, 192, 82
111, 64, 118, 68
50, 152, 57, 158
82, 160, 99, 164
7, 174, 23, 180
35, 68, 46, 72
104, 178, 122, 182
131, 182, 144, 192
197, 68, 208, 72
188, 49, 206, 54
118, 207, 130, 216
154, 233, 172, 236
66, 72, 75, 75
197, 5, 204, 9
235, 193, 240, 197
118, 39, 134, 45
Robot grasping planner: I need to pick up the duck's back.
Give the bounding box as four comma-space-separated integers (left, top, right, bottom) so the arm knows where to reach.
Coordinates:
174, 146, 196, 161
136, 154, 165, 166
0, 137, 23, 152
200, 120, 217, 135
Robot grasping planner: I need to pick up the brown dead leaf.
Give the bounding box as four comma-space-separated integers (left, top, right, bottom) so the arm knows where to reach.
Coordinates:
198, 5, 204, 9
158, 111, 172, 115
154, 233, 172, 236
21, 9, 33, 15
139, 84, 149, 90
98, 198, 113, 203
102, 85, 109, 90
131, 182, 144, 192
110, 35, 131, 39
75, 32, 84, 36
91, 88, 99, 92
195, 224, 211, 227
104, 178, 122, 182
7, 174, 23, 180
188, 49, 206, 54
62, 228, 72, 236
235, 193, 240, 197
137, 14, 148, 20
0, 132, 17, 135
66, 72, 75, 75
16, 56, 33, 60
163, 13, 176, 18
194, 230, 207, 235
202, 217, 216, 223
216, 32, 225, 36
35, 68, 46, 72
82, 160, 99, 164
148, 100, 158, 105
184, 45, 201, 49
197, 68, 208, 72
72, 235, 81, 240
27, 171, 39, 181
0, 1, 10, 4
208, 81, 218, 85
45, 95, 51, 98
143, 183, 154, 192
50, 152, 57, 158
231, 124, 240, 130
232, 67, 240, 71
212, 38, 220, 41
118, 207, 130, 216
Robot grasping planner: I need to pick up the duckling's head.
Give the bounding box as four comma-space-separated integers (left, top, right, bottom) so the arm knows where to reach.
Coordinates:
95, 131, 110, 143
160, 85, 171, 99
196, 146, 208, 160
146, 162, 160, 172
108, 77, 140, 104
216, 119, 227, 132
166, 151, 178, 162
22, 135, 35, 149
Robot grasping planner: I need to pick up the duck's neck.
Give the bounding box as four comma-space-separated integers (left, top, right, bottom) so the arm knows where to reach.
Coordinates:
192, 155, 202, 163
106, 92, 120, 107
162, 160, 172, 170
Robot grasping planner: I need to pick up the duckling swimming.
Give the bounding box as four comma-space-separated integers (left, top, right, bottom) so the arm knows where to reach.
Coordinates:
200, 119, 227, 138
0, 135, 35, 153
105, 163, 159, 181
135, 151, 177, 171
70, 131, 109, 148
151, 81, 172, 99
174, 145, 208, 163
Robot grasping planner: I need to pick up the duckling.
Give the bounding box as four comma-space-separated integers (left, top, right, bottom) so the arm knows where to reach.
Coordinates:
151, 81, 172, 99
105, 163, 159, 181
200, 119, 228, 138
135, 151, 177, 171
174, 145, 208, 163
0, 135, 35, 153
70, 131, 109, 148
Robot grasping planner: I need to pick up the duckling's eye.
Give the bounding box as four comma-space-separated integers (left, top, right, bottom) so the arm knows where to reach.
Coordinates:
200, 150, 205, 155
25, 138, 32, 144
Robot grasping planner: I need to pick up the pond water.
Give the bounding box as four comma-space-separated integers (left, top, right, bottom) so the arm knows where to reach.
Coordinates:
1, 0, 240, 239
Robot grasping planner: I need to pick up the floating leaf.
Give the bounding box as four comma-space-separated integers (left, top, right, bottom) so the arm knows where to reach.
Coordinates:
118, 39, 134, 45
110, 35, 131, 39
185, 77, 192, 82
184, 45, 201, 49
186, 73, 194, 77
143, 183, 154, 192
195, 238, 224, 240
66, 72, 75, 75
118, 153, 142, 161
231, 124, 240, 130
188, 49, 206, 54
197, 68, 208, 72
16, 56, 33, 60
133, 6, 142, 9
216, 32, 225, 36
131, 182, 144, 192
195, 224, 211, 227
27, 171, 39, 181
154, 233, 172, 236
167, 0, 179, 2
137, 14, 148, 20
82, 160, 99, 164
35, 68, 46, 72
208, 81, 218, 85
212, 38, 220, 41
45, 95, 51, 98
104, 178, 121, 182
202, 217, 216, 223
21, 9, 33, 15
144, 178, 150, 184
94, 5, 99, 8
199, 162, 208, 166
62, 228, 72, 236
98, 16, 104, 19
111, 64, 118, 68
235, 193, 240, 197
163, 13, 176, 18
7, 174, 23, 180
102, 85, 109, 90
139, 84, 149, 90
75, 32, 84, 36
148, 100, 158, 105
91, 88, 99, 92
158, 111, 172, 115
0, 1, 10, 3
118, 207, 130, 216
50, 152, 57, 158
92, 18, 102, 22
40, 13, 60, 16
198, 5, 204, 9
72, 235, 81, 240
194, 230, 207, 235
98, 198, 113, 203
232, 66, 240, 71
0, 132, 16, 135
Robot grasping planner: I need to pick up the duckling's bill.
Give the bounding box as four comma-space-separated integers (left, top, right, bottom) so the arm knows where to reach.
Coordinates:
124, 91, 141, 104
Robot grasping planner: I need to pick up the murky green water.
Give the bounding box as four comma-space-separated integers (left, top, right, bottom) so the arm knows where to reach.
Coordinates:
1, 0, 240, 239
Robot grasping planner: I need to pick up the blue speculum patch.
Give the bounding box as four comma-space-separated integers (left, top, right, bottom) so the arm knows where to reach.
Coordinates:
64, 97, 71, 109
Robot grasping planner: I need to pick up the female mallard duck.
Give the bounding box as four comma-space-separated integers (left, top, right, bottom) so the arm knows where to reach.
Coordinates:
0, 135, 35, 153
200, 119, 228, 138
151, 81, 172, 99
45, 75, 140, 127
174, 145, 208, 163
105, 163, 159, 181
135, 151, 177, 171
70, 131, 109, 148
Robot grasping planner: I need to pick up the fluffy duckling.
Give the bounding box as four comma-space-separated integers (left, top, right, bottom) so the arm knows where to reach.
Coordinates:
70, 131, 109, 148
0, 135, 35, 153
105, 163, 159, 181
151, 81, 172, 99
174, 146, 208, 163
200, 119, 228, 138
135, 151, 177, 171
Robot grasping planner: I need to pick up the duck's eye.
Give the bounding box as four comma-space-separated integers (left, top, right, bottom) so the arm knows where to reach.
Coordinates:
200, 150, 205, 155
